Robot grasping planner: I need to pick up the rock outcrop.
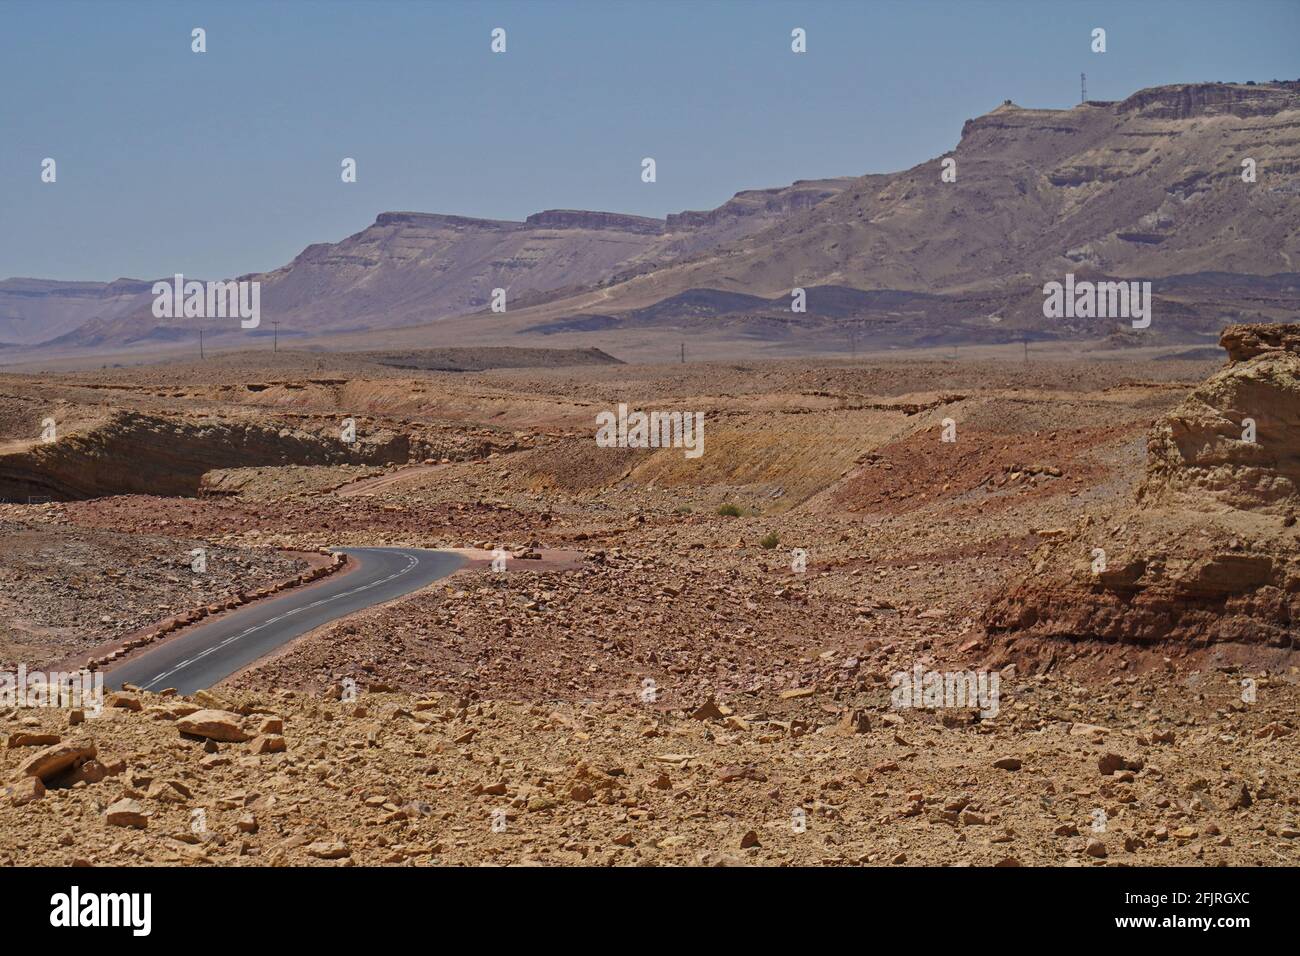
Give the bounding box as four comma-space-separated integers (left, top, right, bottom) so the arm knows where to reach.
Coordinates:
1140, 323, 1300, 513
0, 410, 411, 500
985, 324, 1300, 649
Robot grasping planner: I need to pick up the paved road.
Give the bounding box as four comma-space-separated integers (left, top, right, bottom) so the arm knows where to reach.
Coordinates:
106, 547, 466, 694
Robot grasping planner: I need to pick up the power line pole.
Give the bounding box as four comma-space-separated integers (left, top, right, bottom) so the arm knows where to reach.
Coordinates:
680, 342, 685, 364
1081, 72, 1087, 104
199, 329, 205, 360
1023, 335, 1029, 365
272, 321, 279, 352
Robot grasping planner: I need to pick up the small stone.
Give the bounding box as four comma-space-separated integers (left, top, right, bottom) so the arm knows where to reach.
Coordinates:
145, 779, 190, 803
1098, 753, 1125, 776
306, 841, 350, 859
69, 760, 107, 785
690, 700, 725, 721
247, 734, 286, 755
569, 784, 594, 802
8, 776, 45, 806
104, 798, 148, 828
835, 708, 871, 734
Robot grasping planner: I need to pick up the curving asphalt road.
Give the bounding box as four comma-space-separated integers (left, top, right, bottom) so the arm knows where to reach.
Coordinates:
105, 547, 466, 694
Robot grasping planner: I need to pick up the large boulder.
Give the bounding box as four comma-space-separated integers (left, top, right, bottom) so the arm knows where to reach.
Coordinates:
176, 709, 251, 742
13, 740, 97, 782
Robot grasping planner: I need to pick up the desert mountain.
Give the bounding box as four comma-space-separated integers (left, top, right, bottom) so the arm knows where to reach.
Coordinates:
412, 80, 1300, 353
14, 178, 851, 352
6, 81, 1298, 358
587, 82, 1300, 300
0, 279, 156, 348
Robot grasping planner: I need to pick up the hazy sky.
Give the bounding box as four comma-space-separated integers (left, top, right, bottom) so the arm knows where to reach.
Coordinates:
2, 0, 1296, 281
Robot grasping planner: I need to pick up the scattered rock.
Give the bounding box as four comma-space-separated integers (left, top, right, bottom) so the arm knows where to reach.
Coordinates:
14, 740, 96, 783
104, 798, 148, 828
177, 710, 251, 743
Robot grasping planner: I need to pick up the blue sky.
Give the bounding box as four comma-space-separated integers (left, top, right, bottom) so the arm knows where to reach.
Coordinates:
2, 0, 1296, 281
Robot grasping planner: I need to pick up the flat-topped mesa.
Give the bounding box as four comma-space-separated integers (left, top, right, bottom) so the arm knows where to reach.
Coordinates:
1139, 323, 1300, 513
523, 209, 665, 234
1117, 81, 1300, 119
374, 211, 519, 231
959, 80, 1300, 149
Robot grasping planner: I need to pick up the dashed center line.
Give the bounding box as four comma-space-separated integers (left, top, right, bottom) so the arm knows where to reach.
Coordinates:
137, 549, 421, 691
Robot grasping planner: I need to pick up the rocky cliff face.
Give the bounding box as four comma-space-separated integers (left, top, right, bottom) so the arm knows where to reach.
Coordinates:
1140, 324, 1300, 513
23, 180, 850, 353
664, 179, 854, 231
985, 324, 1300, 650
524, 210, 665, 234
495, 80, 1300, 343
1117, 81, 1300, 120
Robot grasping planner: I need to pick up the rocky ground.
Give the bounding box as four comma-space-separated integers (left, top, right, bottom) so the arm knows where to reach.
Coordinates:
0, 513, 308, 669
0, 674, 1294, 867
0, 340, 1296, 866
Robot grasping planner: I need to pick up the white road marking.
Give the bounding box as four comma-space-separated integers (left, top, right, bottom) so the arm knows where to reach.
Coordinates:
136, 549, 422, 691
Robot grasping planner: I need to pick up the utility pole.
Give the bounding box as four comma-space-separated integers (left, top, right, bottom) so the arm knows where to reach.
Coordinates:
199, 329, 205, 360
1081, 72, 1087, 104
680, 342, 685, 364
1023, 335, 1029, 365
272, 321, 279, 353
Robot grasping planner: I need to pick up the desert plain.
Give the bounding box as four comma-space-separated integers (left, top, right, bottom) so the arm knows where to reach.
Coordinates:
0, 333, 1296, 867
